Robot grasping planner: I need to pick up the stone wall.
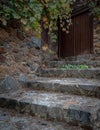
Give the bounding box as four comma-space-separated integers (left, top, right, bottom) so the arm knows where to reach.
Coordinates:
93, 19, 100, 54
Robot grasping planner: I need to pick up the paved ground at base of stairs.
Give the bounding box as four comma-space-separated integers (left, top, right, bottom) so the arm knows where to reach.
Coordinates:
0, 108, 85, 130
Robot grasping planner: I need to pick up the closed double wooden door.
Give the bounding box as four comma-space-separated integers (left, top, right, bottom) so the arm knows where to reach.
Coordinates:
58, 9, 93, 58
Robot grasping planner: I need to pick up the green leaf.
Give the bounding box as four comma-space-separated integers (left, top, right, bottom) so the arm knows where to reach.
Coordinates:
0, 18, 7, 25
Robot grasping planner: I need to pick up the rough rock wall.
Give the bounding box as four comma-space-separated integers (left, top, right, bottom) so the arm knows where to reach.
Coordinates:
93, 19, 100, 54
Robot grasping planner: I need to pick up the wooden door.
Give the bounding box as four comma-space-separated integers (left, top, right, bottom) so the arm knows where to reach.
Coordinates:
58, 8, 93, 58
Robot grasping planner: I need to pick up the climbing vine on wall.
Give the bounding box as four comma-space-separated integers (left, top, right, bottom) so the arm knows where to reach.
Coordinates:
0, 0, 42, 30
89, 0, 100, 20
0, 0, 76, 42
0, 0, 100, 42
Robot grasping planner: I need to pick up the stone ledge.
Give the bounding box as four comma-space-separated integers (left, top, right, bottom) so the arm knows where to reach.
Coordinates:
0, 108, 88, 130
0, 89, 100, 129
36, 68, 100, 79
44, 61, 100, 68
22, 78, 100, 98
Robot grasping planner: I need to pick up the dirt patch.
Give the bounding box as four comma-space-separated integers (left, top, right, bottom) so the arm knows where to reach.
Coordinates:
0, 27, 42, 79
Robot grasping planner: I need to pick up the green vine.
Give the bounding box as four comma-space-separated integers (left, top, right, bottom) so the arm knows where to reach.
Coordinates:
0, 0, 42, 31
89, 0, 100, 20
0, 0, 100, 43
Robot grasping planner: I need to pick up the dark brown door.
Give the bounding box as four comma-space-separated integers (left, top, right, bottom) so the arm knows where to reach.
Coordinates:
58, 9, 93, 58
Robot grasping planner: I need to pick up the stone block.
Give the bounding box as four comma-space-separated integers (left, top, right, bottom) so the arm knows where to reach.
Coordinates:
0, 76, 20, 94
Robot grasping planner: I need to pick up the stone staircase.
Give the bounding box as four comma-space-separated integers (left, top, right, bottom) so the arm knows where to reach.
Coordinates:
0, 55, 100, 130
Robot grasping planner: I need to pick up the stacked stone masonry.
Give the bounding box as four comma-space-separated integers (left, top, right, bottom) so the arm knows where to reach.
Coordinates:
93, 19, 100, 54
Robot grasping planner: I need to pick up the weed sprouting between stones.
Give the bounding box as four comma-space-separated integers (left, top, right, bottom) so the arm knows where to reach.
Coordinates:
59, 64, 89, 70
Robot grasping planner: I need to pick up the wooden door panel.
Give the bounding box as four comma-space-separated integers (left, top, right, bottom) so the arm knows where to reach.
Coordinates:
74, 15, 81, 55
80, 12, 91, 55
58, 9, 93, 58
58, 20, 74, 58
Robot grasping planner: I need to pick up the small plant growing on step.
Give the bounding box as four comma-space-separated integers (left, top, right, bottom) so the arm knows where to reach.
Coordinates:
60, 64, 89, 70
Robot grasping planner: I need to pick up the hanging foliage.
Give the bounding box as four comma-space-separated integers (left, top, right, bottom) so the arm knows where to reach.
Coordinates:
0, 0, 100, 42
0, 0, 76, 41
89, 0, 100, 20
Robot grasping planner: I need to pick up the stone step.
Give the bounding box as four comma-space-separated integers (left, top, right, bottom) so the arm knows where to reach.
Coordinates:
44, 61, 100, 68
64, 54, 100, 62
0, 108, 88, 130
0, 89, 100, 129
22, 77, 100, 98
36, 68, 100, 79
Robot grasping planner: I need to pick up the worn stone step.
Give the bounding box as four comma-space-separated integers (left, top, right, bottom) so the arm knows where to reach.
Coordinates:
36, 68, 100, 79
63, 54, 100, 62
44, 61, 100, 68
22, 77, 100, 98
0, 89, 100, 129
0, 108, 88, 130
